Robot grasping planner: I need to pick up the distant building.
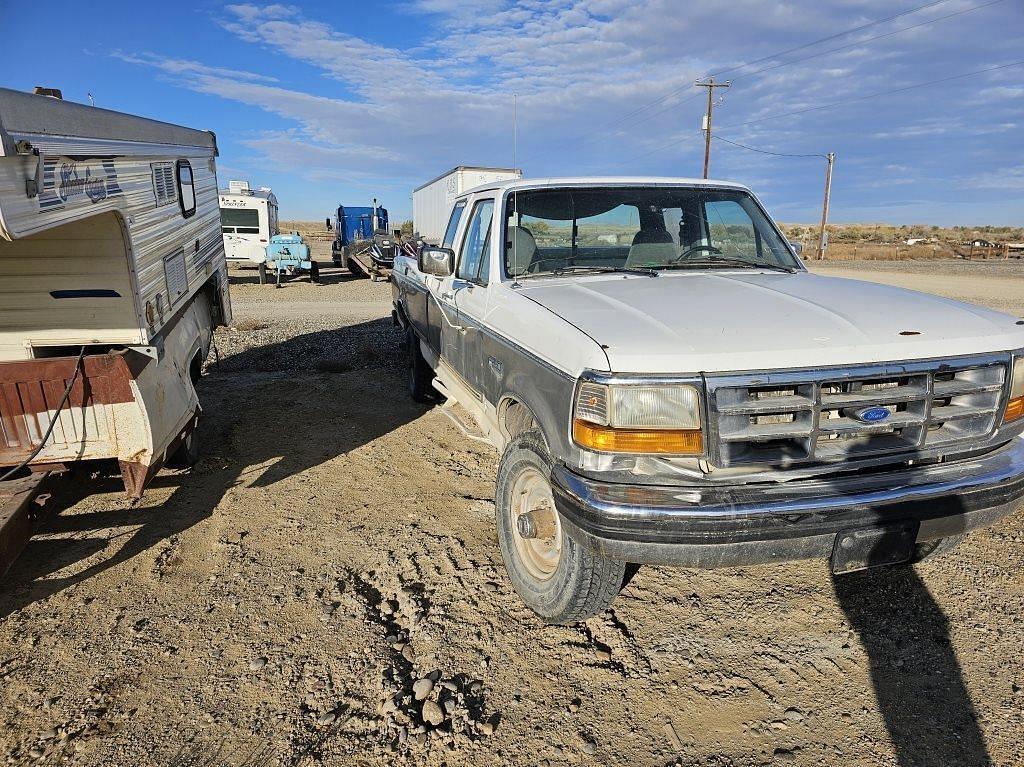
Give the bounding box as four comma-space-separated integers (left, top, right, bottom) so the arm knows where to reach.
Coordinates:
969, 238, 997, 248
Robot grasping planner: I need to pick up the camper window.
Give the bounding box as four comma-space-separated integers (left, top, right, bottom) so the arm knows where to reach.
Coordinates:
176, 160, 196, 219
220, 208, 260, 235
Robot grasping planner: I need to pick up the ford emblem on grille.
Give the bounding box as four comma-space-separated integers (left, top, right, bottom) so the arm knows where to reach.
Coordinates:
854, 406, 891, 423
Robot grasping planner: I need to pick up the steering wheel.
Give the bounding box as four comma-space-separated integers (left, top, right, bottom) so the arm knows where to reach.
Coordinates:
672, 244, 723, 263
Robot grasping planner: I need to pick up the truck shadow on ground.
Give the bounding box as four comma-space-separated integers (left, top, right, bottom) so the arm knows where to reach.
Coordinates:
830, 491, 991, 766
0, 317, 421, 621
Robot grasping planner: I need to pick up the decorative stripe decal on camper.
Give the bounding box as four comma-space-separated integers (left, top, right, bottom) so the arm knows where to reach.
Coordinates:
38, 157, 124, 212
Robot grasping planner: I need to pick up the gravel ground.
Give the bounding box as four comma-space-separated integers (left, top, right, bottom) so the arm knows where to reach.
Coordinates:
1, 261, 1023, 766
809, 259, 1024, 317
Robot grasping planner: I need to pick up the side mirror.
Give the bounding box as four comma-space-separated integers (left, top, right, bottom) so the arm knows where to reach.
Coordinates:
326, 218, 332, 230
789, 241, 803, 256
419, 245, 455, 277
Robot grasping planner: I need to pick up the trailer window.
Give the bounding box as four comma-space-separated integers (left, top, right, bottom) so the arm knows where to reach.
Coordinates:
220, 208, 260, 234
176, 160, 196, 219
442, 200, 466, 249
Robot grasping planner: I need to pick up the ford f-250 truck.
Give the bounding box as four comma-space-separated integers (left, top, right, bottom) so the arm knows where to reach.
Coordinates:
391, 176, 1024, 624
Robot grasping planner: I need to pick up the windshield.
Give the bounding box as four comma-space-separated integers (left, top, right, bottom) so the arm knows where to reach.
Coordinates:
503, 186, 800, 277
220, 208, 261, 234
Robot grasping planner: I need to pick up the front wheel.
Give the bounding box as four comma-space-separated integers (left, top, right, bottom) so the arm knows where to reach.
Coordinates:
496, 430, 624, 624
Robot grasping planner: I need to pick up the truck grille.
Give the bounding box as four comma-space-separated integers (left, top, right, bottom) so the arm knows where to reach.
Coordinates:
707, 355, 1009, 467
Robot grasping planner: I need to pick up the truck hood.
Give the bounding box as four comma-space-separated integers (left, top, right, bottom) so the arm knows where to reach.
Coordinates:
515, 271, 1024, 373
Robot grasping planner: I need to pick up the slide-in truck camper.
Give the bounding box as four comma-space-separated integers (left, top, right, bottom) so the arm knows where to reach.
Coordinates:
0, 87, 231, 501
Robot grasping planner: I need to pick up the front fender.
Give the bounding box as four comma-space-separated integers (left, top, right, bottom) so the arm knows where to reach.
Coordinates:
495, 361, 576, 460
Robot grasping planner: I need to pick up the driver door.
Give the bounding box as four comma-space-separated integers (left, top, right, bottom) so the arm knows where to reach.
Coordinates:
423, 200, 467, 356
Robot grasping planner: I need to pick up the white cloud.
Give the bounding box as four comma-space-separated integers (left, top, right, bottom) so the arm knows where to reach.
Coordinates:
111, 51, 279, 83
964, 165, 1024, 191
113, 0, 1024, 222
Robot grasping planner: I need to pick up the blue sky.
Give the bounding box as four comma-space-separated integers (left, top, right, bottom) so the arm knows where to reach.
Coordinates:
2, 1, 1021, 225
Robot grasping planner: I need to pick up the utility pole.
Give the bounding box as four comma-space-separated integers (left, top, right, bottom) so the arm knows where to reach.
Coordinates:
695, 77, 730, 179
815, 152, 835, 260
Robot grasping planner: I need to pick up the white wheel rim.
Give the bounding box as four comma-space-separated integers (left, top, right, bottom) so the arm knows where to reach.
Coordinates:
510, 466, 561, 581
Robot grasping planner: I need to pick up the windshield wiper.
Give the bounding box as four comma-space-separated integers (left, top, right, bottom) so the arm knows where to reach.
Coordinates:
656, 257, 797, 274
514, 263, 658, 280
553, 265, 657, 277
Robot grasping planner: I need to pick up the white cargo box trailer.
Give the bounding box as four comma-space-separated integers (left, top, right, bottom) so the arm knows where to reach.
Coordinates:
412, 166, 521, 244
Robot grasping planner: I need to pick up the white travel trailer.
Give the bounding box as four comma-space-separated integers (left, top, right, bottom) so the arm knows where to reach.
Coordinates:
0, 87, 231, 499
413, 166, 521, 244
219, 180, 279, 264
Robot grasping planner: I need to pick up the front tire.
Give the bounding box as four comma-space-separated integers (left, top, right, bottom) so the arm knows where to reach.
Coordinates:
496, 430, 624, 624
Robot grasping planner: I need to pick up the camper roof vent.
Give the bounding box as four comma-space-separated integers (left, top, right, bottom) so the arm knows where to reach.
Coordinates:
228, 180, 251, 195
32, 87, 63, 99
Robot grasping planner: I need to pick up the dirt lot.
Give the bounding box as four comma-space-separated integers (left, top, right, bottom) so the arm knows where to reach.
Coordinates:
2, 259, 1023, 766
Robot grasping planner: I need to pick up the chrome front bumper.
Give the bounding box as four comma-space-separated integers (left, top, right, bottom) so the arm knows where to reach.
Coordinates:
551, 439, 1024, 568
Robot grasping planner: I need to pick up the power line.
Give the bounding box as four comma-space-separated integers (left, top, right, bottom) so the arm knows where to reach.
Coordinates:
709, 0, 953, 79
596, 0, 957, 134
720, 59, 1024, 129
712, 134, 827, 159
604, 130, 702, 170
601, 53, 1022, 172
602, 0, 1000, 140
729, 0, 1007, 84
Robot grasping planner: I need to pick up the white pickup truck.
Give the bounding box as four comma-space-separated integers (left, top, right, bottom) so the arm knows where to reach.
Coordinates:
391, 176, 1024, 624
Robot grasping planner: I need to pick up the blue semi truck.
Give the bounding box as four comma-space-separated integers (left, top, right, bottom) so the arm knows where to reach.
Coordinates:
328, 200, 399, 280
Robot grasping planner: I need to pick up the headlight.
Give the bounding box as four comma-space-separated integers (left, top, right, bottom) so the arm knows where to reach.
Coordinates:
572, 382, 703, 454
1005, 356, 1024, 422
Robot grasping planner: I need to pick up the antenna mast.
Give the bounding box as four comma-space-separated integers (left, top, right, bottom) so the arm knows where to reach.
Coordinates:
513, 92, 518, 169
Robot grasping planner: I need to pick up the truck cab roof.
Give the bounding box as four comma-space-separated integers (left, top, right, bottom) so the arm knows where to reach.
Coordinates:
458, 175, 752, 199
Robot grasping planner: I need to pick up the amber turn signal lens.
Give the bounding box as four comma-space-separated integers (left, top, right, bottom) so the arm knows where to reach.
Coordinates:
573, 419, 703, 455
1004, 396, 1024, 423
